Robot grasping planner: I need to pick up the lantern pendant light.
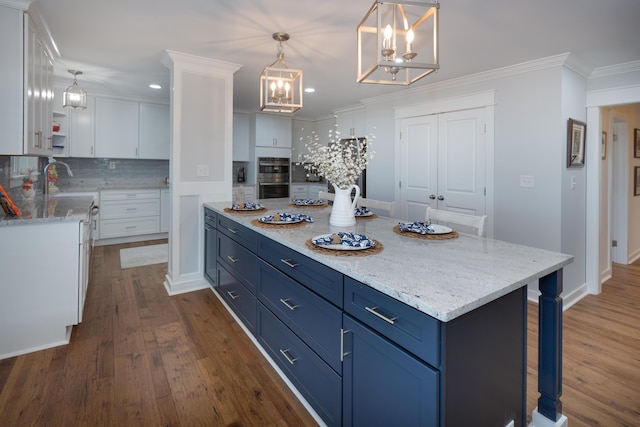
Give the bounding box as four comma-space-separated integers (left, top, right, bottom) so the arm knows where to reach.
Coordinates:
63, 70, 87, 109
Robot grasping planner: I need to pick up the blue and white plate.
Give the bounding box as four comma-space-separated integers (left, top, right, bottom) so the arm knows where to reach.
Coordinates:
292, 198, 326, 206
312, 232, 377, 251
231, 202, 264, 211
355, 207, 373, 217
259, 212, 313, 224
398, 221, 452, 235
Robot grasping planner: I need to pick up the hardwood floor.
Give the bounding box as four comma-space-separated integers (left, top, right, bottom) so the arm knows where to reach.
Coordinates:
526, 261, 640, 426
1, 240, 639, 426
0, 240, 318, 427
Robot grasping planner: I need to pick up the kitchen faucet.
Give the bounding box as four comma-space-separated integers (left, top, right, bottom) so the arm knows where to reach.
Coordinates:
43, 157, 74, 195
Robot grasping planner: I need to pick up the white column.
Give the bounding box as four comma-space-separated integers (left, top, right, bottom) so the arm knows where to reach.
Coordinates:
161, 50, 241, 295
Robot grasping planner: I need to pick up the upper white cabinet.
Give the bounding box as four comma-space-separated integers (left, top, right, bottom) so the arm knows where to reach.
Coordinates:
69, 95, 95, 157
252, 113, 292, 148
70, 97, 169, 159
95, 98, 139, 158
335, 107, 366, 138
139, 102, 170, 159
0, 5, 55, 156
233, 113, 250, 161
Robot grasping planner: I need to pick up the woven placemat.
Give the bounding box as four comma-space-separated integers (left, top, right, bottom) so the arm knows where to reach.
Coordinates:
305, 239, 384, 256
356, 213, 378, 220
392, 225, 459, 240
289, 203, 328, 209
223, 207, 267, 214
250, 218, 309, 229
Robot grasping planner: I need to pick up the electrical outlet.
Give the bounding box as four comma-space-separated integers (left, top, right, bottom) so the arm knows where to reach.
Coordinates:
197, 164, 209, 177
520, 175, 534, 188
109, 161, 116, 169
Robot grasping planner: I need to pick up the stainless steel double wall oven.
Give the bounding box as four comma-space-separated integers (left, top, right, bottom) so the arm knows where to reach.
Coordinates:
258, 157, 290, 199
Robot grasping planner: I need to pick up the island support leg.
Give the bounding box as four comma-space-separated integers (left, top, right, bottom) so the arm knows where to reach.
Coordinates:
530, 270, 568, 427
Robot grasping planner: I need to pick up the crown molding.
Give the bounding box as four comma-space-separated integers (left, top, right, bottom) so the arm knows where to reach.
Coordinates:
0, 0, 31, 10
590, 60, 640, 79
362, 53, 591, 108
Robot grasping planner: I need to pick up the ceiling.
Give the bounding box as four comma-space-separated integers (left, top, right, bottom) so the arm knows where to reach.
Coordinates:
33, 0, 640, 119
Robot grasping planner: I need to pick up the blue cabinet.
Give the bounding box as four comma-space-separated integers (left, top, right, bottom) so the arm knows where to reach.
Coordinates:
257, 304, 342, 426
218, 233, 259, 294
258, 260, 342, 373
342, 315, 439, 427
217, 264, 257, 334
204, 208, 217, 286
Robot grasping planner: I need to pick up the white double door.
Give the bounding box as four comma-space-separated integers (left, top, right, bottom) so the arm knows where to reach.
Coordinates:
399, 108, 486, 221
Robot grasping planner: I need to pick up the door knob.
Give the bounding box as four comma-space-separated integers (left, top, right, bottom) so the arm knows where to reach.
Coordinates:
437, 195, 445, 201
429, 194, 436, 200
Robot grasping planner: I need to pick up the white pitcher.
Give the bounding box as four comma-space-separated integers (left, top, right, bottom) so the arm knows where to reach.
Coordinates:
329, 183, 360, 227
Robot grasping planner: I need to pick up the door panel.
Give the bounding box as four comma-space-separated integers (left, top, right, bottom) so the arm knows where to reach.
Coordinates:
438, 109, 486, 215
399, 108, 486, 221
399, 115, 437, 220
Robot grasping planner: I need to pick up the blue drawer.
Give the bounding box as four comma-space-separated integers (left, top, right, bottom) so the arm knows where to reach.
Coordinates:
258, 260, 342, 373
218, 233, 258, 294
257, 304, 342, 427
257, 235, 343, 308
344, 277, 440, 367
204, 207, 217, 227
217, 214, 258, 252
216, 264, 256, 335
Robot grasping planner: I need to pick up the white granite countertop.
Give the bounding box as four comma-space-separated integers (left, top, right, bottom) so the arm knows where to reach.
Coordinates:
1, 194, 94, 226
204, 198, 573, 322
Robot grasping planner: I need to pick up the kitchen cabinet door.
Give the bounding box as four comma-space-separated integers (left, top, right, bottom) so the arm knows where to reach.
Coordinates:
95, 97, 139, 158
292, 118, 314, 160
233, 113, 250, 161
254, 113, 292, 148
139, 102, 170, 159
335, 107, 366, 138
342, 315, 439, 427
69, 96, 96, 157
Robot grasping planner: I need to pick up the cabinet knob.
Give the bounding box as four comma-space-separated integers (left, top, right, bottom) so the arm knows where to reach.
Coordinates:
429, 194, 436, 200
437, 195, 445, 201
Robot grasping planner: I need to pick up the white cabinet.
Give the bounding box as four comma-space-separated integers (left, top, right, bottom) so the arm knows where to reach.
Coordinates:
0, 220, 83, 358
233, 113, 250, 161
69, 95, 96, 157
0, 6, 55, 156
95, 98, 139, 158
291, 184, 308, 199
139, 102, 170, 159
252, 113, 292, 148
160, 188, 169, 232
75, 98, 169, 159
308, 184, 326, 199
335, 107, 366, 138
99, 189, 161, 239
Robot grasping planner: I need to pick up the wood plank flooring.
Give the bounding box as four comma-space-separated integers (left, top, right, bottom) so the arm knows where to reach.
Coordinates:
1, 240, 639, 426
0, 240, 318, 427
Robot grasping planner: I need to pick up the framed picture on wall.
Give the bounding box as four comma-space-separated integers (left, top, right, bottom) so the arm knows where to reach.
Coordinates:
635, 167, 640, 196
567, 118, 586, 168
634, 129, 640, 158
602, 131, 607, 160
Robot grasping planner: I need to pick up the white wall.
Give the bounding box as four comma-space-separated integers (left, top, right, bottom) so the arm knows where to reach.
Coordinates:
357, 56, 588, 299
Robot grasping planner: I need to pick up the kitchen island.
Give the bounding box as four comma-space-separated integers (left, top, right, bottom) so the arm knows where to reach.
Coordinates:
1, 194, 95, 359
204, 199, 573, 427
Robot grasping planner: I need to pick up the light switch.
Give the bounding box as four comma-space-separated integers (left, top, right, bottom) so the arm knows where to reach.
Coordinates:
519, 175, 534, 188
197, 164, 209, 177
570, 176, 577, 190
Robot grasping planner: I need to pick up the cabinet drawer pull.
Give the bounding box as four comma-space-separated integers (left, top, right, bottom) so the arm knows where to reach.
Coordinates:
126, 208, 137, 211
365, 306, 397, 325
279, 349, 298, 365
226, 228, 238, 234
126, 226, 137, 230
205, 215, 215, 221
341, 328, 351, 361
205, 225, 213, 231
226, 290, 240, 300
226, 255, 239, 263
280, 258, 299, 268
279, 298, 299, 311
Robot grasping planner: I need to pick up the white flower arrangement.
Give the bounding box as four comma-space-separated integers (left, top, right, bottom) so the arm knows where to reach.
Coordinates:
297, 124, 376, 189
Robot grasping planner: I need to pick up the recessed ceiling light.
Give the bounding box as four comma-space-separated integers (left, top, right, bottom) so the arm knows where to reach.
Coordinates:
149, 84, 162, 89
304, 87, 315, 93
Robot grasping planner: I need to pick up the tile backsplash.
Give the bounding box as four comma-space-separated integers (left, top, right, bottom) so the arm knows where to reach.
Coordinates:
0, 155, 169, 195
